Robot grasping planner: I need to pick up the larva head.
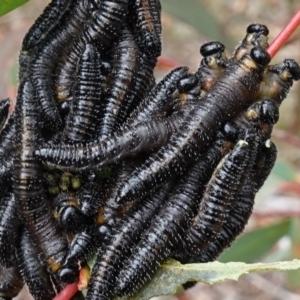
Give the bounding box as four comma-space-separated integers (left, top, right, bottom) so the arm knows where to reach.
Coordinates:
259, 99, 279, 124
199, 41, 228, 71
250, 47, 271, 66
281, 59, 300, 81
200, 41, 225, 58
57, 265, 79, 283
95, 224, 112, 242
177, 74, 199, 93
221, 121, 238, 142
247, 24, 269, 36
56, 205, 87, 232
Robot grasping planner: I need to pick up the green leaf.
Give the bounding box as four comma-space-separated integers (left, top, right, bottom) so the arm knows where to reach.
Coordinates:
0, 0, 29, 17
286, 218, 300, 288
271, 161, 297, 182
218, 219, 291, 263
114, 259, 300, 300
161, 0, 233, 47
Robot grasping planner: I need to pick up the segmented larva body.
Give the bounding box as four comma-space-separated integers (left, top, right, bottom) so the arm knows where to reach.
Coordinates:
16, 229, 57, 300
0, 114, 16, 154
13, 81, 68, 274
21, 0, 72, 51
83, 0, 129, 48
254, 139, 277, 191
95, 161, 141, 229
0, 152, 13, 190
86, 185, 170, 300
116, 51, 157, 129
115, 47, 271, 204
0, 98, 10, 131
34, 46, 226, 170
0, 265, 23, 300
99, 28, 140, 139
60, 229, 96, 270
0, 192, 18, 267
114, 136, 234, 296
126, 66, 189, 126
186, 106, 277, 262
30, 0, 93, 131
62, 43, 103, 143
257, 59, 300, 105
132, 0, 162, 58
196, 41, 227, 93
185, 139, 250, 256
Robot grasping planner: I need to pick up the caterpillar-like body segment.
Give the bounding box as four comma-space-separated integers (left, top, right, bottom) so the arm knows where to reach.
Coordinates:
116, 51, 157, 129
35, 59, 220, 170
131, 0, 162, 58
254, 139, 277, 191
85, 185, 170, 300
196, 41, 228, 92
58, 229, 97, 283
257, 59, 300, 105
0, 114, 16, 154
114, 46, 271, 204
21, 0, 72, 51
83, 0, 129, 49
62, 43, 104, 143
99, 28, 140, 139
35, 49, 224, 173
95, 161, 142, 229
194, 139, 271, 263
16, 229, 57, 300
77, 179, 110, 217
185, 139, 250, 256
125, 66, 189, 127
0, 192, 18, 267
13, 80, 68, 274
0, 266, 23, 300
0, 151, 14, 191
114, 135, 234, 296
0, 98, 10, 131
30, 0, 93, 131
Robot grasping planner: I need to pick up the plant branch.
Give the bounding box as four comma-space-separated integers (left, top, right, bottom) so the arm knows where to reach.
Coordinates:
267, 8, 300, 58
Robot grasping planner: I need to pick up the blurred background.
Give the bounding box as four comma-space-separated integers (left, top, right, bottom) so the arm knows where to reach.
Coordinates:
0, 0, 300, 299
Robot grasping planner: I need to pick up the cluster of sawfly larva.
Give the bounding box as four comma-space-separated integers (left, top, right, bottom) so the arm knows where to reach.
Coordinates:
0, 0, 300, 299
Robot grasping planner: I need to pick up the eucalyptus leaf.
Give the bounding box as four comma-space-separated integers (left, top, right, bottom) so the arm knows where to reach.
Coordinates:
218, 218, 291, 263
161, 0, 234, 47
114, 259, 300, 300
0, 0, 29, 17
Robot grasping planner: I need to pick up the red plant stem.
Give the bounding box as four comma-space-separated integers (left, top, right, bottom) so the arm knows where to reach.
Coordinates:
53, 282, 79, 300
253, 211, 300, 218
157, 56, 181, 69
267, 8, 300, 58
277, 182, 300, 196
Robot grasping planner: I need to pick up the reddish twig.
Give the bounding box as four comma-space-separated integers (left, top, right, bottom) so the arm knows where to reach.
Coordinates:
53, 282, 79, 300
267, 8, 300, 58
157, 56, 181, 69
252, 211, 300, 219
276, 182, 300, 196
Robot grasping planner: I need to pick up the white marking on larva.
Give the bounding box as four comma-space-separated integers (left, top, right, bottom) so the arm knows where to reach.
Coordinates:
265, 139, 271, 148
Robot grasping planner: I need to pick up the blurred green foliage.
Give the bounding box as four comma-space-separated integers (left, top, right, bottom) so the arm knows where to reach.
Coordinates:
0, 0, 29, 17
